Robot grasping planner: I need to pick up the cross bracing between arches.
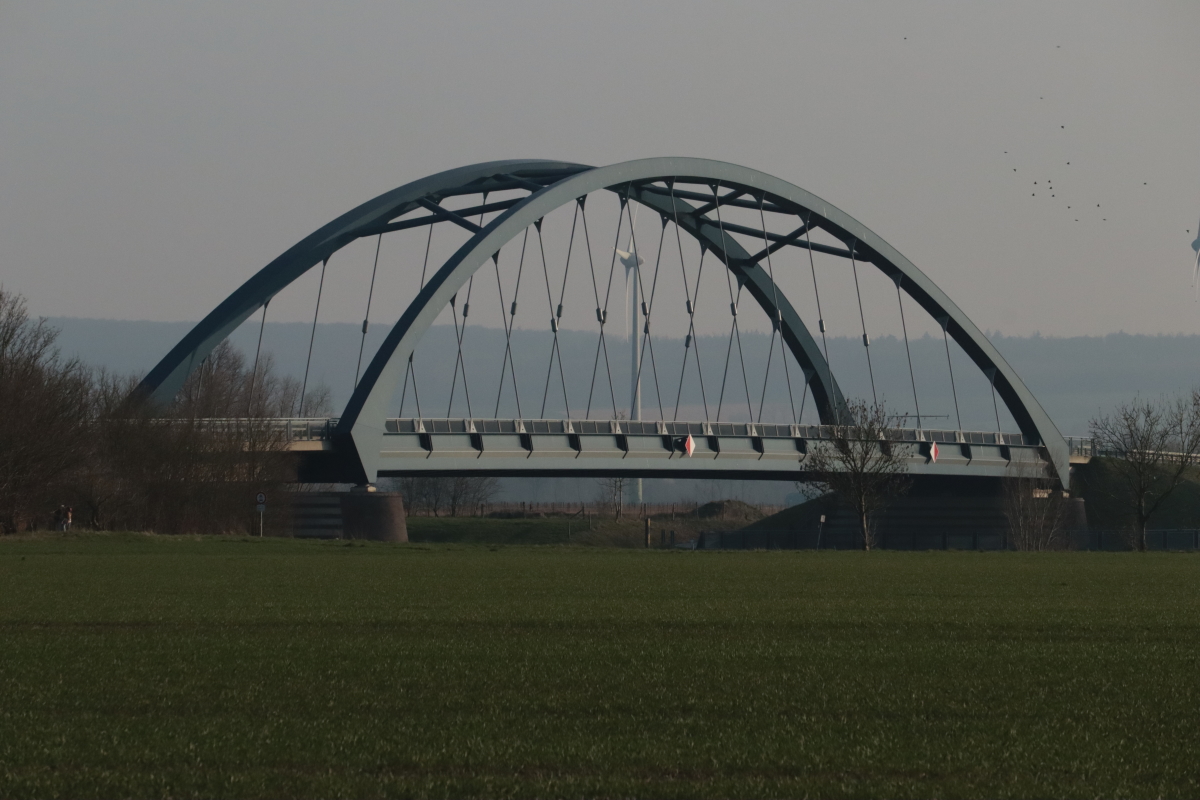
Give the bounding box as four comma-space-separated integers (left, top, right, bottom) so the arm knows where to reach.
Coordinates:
135, 158, 1069, 486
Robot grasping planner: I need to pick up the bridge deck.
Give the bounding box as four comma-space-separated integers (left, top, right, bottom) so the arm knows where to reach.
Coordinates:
271, 418, 1053, 481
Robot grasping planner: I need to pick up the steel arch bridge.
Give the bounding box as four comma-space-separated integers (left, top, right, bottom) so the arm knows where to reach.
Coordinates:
138, 158, 1069, 487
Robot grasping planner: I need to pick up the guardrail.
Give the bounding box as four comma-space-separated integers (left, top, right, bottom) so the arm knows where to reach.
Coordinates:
1064, 436, 1194, 462
181, 417, 1041, 446
187, 417, 340, 441
379, 418, 1036, 446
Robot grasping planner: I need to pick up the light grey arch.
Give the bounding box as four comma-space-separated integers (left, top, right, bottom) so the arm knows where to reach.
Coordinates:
137, 158, 852, 474
339, 158, 1068, 485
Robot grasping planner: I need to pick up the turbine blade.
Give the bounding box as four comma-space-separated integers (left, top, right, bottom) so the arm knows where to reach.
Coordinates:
1194, 248, 1200, 299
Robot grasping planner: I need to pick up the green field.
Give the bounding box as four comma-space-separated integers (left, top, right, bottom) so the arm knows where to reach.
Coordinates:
2, 536, 1198, 798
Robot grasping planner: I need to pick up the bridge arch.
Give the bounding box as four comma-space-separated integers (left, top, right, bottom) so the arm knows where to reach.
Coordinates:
137, 157, 1069, 485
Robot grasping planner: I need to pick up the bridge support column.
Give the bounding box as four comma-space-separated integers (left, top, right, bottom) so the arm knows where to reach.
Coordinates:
341, 488, 408, 543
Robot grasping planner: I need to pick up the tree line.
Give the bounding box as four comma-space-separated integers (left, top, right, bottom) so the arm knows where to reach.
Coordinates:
0, 286, 327, 534
800, 394, 1200, 552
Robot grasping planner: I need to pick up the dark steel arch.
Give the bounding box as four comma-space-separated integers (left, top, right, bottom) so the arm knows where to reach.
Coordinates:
137, 160, 590, 405
137, 157, 1069, 486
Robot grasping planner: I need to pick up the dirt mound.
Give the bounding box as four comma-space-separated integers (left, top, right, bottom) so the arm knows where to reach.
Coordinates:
740, 494, 836, 531
695, 499, 766, 521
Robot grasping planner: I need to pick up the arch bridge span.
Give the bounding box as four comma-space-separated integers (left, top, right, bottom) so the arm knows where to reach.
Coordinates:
139, 158, 1069, 486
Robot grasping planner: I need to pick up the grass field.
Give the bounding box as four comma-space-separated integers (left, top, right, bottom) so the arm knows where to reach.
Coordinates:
405, 502, 760, 547
1, 535, 1198, 798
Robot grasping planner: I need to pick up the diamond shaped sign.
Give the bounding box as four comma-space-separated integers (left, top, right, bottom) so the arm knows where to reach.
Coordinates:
930, 441, 939, 463
684, 433, 695, 457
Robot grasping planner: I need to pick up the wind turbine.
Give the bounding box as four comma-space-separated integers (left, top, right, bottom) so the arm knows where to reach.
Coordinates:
614, 204, 644, 423
1192, 214, 1200, 297
615, 204, 644, 506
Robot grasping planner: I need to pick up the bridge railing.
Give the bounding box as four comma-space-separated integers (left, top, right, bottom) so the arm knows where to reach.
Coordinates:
188, 417, 340, 441
225, 417, 1038, 446
1067, 437, 1096, 459
1065, 436, 1195, 463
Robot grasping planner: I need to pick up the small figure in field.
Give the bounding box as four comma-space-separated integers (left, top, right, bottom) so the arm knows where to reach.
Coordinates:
64, 506, 73, 532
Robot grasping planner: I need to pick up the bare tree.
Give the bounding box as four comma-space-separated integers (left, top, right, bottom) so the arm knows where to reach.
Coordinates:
446, 476, 500, 517
392, 476, 496, 517
596, 476, 627, 519
1002, 459, 1069, 551
80, 341, 311, 534
805, 399, 911, 550
1089, 394, 1200, 551
0, 287, 93, 532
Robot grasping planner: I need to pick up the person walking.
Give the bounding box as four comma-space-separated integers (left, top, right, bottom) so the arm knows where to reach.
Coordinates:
64, 506, 73, 532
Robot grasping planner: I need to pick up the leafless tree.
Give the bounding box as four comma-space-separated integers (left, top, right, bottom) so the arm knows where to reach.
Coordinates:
805, 399, 911, 550
87, 340, 309, 534
392, 476, 497, 517
0, 285, 335, 535
445, 476, 499, 517
1002, 459, 1070, 551
1089, 394, 1200, 551
596, 476, 628, 519
0, 287, 93, 532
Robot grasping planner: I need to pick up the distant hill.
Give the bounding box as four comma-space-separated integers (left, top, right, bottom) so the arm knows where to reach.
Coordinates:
45, 317, 1200, 437
40, 317, 1200, 505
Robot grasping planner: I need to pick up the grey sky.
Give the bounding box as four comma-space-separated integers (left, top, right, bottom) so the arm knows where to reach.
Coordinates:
3, 1, 1199, 337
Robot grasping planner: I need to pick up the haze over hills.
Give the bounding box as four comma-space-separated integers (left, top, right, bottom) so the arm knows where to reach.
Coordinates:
47, 317, 1200, 438
43, 317, 1200, 505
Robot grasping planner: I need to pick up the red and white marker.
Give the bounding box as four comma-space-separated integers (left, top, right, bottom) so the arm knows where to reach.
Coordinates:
684, 433, 695, 457
929, 441, 939, 463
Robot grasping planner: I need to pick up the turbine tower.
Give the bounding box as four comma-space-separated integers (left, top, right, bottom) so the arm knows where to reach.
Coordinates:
616, 204, 645, 505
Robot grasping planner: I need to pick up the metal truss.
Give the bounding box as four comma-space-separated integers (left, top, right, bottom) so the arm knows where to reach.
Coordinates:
136, 158, 1070, 486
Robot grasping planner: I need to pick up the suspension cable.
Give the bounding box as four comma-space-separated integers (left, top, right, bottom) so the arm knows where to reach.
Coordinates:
623, 196, 665, 420
246, 298, 269, 415
757, 195, 797, 423
398, 358, 410, 417
493, 231, 528, 418
849, 242, 878, 406
667, 180, 710, 421
805, 214, 837, 422
445, 276, 475, 418
893, 275, 922, 430
399, 221, 436, 418
580, 196, 618, 419
635, 213, 669, 420
535, 219, 571, 418
586, 192, 629, 419
988, 369, 1003, 434
671, 244, 711, 421
940, 317, 962, 432
445, 195, 490, 418
299, 258, 327, 417
354, 234, 383, 389
797, 369, 811, 423
711, 182, 754, 421
195, 356, 206, 408
398, 352, 423, 419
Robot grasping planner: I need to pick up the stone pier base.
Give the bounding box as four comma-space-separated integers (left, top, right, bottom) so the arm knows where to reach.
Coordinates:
290, 491, 408, 542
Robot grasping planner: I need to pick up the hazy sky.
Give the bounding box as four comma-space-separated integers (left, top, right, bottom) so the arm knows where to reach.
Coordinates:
3, 1, 1199, 337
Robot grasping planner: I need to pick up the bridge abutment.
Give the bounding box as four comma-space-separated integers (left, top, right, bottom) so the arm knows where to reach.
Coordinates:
289, 490, 408, 542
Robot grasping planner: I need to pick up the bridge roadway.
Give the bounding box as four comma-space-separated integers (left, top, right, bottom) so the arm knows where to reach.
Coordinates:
269, 418, 1056, 482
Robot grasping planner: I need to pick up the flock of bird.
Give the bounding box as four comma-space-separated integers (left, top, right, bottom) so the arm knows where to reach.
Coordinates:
999, 81, 1197, 289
